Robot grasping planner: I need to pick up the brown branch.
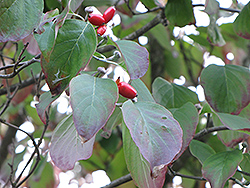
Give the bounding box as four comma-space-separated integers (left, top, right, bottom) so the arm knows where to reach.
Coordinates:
0, 54, 40, 79
192, 4, 241, 13
101, 174, 132, 188
194, 126, 229, 140
122, 11, 164, 40
0, 73, 45, 96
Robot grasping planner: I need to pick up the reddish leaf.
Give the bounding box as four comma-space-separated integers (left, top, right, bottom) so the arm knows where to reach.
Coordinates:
50, 115, 95, 170
122, 100, 182, 170
115, 40, 149, 79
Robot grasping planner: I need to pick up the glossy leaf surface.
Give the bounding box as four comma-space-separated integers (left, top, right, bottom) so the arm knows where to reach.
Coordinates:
122, 122, 167, 188
189, 140, 216, 164
70, 74, 118, 141
41, 20, 96, 95
50, 115, 95, 170
115, 40, 149, 79
234, 2, 250, 39
164, 0, 195, 27
122, 100, 182, 169
170, 102, 199, 160
0, 0, 43, 42
152, 77, 199, 109
200, 64, 250, 115
202, 149, 243, 188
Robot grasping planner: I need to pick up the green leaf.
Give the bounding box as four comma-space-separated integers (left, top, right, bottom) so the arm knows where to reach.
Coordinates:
240, 153, 250, 181
233, 2, 250, 39
207, 16, 226, 46
131, 79, 155, 102
189, 140, 216, 164
70, 74, 118, 141
170, 102, 199, 160
122, 100, 182, 169
140, 0, 157, 9
215, 112, 250, 130
35, 92, 59, 124
202, 149, 243, 188
101, 107, 122, 138
0, 0, 44, 42
152, 77, 199, 109
27, 156, 55, 188
50, 114, 95, 170
200, 64, 250, 115
122, 122, 167, 188
115, 40, 149, 79
41, 19, 97, 96
164, 0, 195, 27
34, 22, 56, 61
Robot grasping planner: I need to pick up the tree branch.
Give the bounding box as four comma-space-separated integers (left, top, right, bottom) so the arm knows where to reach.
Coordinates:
194, 126, 229, 140
192, 4, 241, 13
101, 174, 132, 188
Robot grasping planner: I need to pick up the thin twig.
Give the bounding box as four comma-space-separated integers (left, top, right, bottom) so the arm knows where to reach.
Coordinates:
101, 174, 132, 188
194, 126, 229, 139
192, 4, 241, 13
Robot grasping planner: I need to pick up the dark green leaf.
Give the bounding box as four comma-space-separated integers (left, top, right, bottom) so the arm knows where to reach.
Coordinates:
202, 149, 243, 188
70, 74, 118, 141
240, 153, 250, 181
170, 102, 199, 160
122, 100, 182, 169
200, 64, 250, 115
233, 2, 250, 39
50, 114, 95, 170
152, 77, 199, 109
164, 0, 195, 27
115, 40, 149, 79
42, 19, 97, 95
189, 140, 216, 164
0, 0, 44, 42
140, 0, 157, 9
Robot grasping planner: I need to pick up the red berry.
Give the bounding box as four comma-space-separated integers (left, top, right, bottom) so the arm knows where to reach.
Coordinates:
97, 25, 107, 36
118, 82, 137, 99
88, 14, 105, 26
103, 7, 116, 23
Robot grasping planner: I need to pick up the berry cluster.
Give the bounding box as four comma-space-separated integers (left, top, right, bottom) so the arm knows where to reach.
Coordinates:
116, 77, 137, 99
88, 7, 116, 36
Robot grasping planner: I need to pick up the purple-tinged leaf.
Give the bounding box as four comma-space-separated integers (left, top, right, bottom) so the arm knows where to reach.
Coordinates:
41, 20, 97, 96
200, 64, 250, 115
70, 74, 118, 142
122, 122, 167, 188
0, 0, 43, 42
115, 40, 149, 79
213, 114, 249, 147
164, 0, 195, 27
170, 102, 199, 160
122, 100, 182, 170
233, 2, 250, 39
50, 115, 95, 171
152, 77, 199, 109
202, 149, 243, 188
35, 92, 59, 124
189, 140, 216, 164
